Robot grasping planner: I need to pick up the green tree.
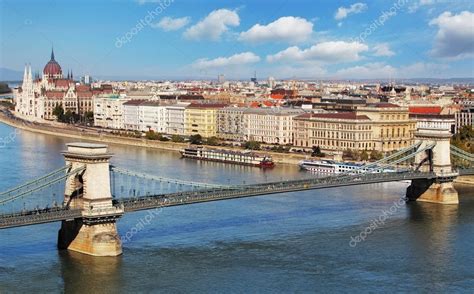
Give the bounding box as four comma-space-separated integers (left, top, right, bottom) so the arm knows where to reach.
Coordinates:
206, 136, 219, 146
360, 150, 369, 161
189, 134, 203, 144
243, 140, 261, 150
311, 145, 325, 157
370, 150, 383, 161
145, 130, 159, 140
171, 135, 185, 143
52, 105, 64, 122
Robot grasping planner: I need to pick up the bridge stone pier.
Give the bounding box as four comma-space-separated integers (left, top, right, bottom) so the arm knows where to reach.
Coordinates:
406, 117, 458, 204
58, 143, 123, 256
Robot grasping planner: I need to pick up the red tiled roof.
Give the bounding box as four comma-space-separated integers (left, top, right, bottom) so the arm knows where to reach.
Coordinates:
409, 106, 441, 115
45, 91, 65, 99
77, 91, 93, 98
54, 79, 71, 88
76, 85, 91, 92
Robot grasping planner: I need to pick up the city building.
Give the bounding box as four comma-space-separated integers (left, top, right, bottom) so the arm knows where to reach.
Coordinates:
184, 103, 227, 137
243, 108, 304, 144
93, 94, 127, 129
293, 112, 373, 151
139, 101, 168, 133
123, 100, 146, 131
217, 107, 246, 141
455, 99, 474, 132
15, 49, 106, 121
166, 102, 190, 135
357, 103, 416, 152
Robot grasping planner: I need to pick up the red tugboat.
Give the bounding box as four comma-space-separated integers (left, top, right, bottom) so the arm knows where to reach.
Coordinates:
180, 146, 275, 168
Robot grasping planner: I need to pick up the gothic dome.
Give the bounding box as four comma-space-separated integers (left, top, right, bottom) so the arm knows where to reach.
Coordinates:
43, 49, 62, 76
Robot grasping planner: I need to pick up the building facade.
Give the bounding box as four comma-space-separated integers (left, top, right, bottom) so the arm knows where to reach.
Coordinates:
293, 112, 374, 151
217, 107, 246, 141
166, 102, 190, 135
184, 103, 227, 137
93, 94, 127, 129
243, 108, 304, 144
357, 103, 415, 152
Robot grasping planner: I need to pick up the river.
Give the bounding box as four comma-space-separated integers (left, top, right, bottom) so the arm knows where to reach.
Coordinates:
0, 122, 473, 293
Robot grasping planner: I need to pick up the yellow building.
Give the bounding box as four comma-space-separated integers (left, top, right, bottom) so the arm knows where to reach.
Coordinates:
184, 103, 227, 138
357, 103, 415, 152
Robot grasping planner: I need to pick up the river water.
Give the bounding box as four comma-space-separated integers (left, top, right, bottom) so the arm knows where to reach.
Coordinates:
0, 122, 473, 293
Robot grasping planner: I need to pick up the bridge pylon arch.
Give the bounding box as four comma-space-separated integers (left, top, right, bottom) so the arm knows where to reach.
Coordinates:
406, 117, 458, 204
58, 143, 123, 256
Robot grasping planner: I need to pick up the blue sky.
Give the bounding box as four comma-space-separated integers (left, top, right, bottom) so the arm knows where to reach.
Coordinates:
0, 0, 473, 80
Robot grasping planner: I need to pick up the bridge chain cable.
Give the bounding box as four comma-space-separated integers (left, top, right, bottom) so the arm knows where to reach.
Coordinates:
450, 145, 474, 160
110, 166, 228, 189
0, 164, 72, 199
0, 165, 86, 205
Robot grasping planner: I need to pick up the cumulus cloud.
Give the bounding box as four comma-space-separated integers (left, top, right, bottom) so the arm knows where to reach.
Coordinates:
267, 41, 369, 63
192, 52, 260, 69
239, 16, 313, 43
334, 3, 368, 20
183, 9, 240, 41
429, 11, 474, 59
373, 43, 395, 57
152, 17, 190, 31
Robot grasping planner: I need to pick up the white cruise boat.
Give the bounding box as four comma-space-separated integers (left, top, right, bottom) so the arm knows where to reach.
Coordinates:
298, 159, 395, 174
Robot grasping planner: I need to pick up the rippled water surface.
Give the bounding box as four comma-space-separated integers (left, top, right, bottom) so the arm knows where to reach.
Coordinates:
0, 123, 473, 293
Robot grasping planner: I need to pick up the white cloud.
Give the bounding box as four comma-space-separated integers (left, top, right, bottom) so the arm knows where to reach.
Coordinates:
239, 16, 313, 43
429, 11, 474, 59
183, 9, 240, 41
334, 3, 368, 20
192, 52, 260, 69
267, 41, 369, 64
408, 0, 436, 13
335, 63, 397, 79
373, 43, 395, 57
152, 17, 190, 31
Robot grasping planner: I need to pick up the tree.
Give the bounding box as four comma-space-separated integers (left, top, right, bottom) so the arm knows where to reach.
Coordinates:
84, 111, 94, 124
370, 150, 383, 161
343, 148, 356, 160
206, 136, 219, 146
145, 130, 160, 140
360, 150, 369, 161
52, 105, 64, 122
189, 134, 203, 145
171, 135, 185, 143
243, 140, 261, 150
311, 145, 325, 157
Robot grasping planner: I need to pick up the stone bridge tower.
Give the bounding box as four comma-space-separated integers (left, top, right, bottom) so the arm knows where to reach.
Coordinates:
406, 116, 458, 204
58, 143, 123, 256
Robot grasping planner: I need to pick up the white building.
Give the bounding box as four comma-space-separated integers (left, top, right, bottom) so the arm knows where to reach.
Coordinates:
166, 102, 190, 135
123, 100, 146, 131
243, 108, 305, 144
93, 94, 127, 129
217, 107, 246, 141
139, 101, 168, 133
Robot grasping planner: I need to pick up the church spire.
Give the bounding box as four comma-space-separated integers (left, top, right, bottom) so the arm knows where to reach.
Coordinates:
51, 47, 55, 61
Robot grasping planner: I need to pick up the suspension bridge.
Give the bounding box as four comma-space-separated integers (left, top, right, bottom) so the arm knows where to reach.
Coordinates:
0, 120, 473, 256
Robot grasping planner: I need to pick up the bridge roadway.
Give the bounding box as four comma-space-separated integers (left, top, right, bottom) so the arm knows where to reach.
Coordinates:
0, 171, 448, 229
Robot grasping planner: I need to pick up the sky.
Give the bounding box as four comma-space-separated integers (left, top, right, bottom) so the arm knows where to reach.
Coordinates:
0, 0, 473, 80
